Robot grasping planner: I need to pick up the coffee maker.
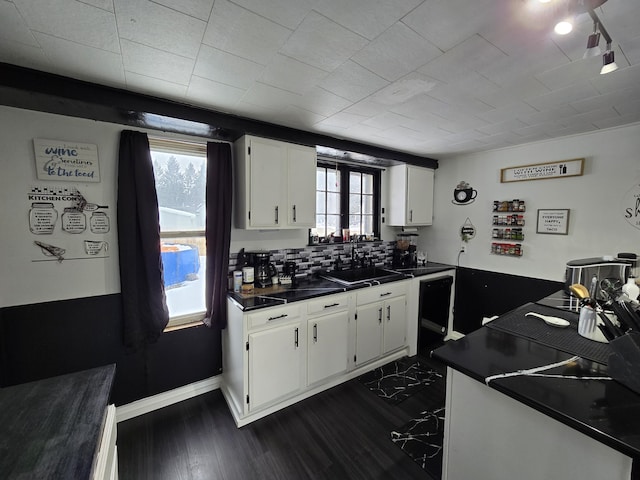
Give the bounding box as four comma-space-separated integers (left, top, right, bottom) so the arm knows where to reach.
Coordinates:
249, 251, 277, 288
392, 232, 418, 268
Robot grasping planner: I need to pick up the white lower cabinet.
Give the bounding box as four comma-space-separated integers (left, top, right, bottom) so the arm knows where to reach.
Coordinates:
355, 281, 408, 366
248, 321, 304, 411
383, 295, 406, 354
222, 282, 412, 426
308, 305, 349, 386
354, 302, 384, 365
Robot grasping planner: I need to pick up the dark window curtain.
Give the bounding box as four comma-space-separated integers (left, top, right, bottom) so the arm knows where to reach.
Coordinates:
117, 130, 169, 350
204, 142, 233, 329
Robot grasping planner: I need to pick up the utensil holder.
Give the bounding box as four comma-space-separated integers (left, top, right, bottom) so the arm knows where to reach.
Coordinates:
608, 331, 640, 395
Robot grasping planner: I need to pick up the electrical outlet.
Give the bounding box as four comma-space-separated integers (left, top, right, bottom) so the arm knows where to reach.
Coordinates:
460, 245, 466, 253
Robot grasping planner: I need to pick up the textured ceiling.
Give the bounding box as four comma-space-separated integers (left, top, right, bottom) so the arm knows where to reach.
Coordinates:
1, 0, 639, 157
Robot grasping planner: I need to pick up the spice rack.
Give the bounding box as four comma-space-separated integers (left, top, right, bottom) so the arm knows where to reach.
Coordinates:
491, 199, 525, 257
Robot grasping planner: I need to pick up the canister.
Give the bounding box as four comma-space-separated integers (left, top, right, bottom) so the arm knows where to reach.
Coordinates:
242, 266, 254, 284
233, 271, 243, 292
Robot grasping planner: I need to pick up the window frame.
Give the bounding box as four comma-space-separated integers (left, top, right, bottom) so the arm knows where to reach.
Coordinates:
149, 137, 208, 329
315, 161, 381, 243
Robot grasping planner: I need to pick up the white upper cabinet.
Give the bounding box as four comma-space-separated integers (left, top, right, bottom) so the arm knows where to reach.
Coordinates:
234, 135, 316, 229
387, 164, 434, 226
287, 144, 316, 228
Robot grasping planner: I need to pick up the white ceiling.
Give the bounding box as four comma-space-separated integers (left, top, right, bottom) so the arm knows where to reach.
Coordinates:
1, 0, 640, 157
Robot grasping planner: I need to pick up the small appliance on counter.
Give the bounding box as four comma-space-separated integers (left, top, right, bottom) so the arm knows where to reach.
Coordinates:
565, 256, 633, 303
392, 232, 418, 268
247, 250, 277, 288
280, 261, 298, 287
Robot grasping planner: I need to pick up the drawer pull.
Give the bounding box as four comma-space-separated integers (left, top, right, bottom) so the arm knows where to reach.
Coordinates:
267, 313, 288, 321
380, 292, 392, 297
324, 302, 340, 309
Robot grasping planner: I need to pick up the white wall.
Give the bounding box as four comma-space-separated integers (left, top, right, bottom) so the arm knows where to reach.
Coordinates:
0, 106, 395, 308
421, 123, 640, 282
0, 107, 122, 307
4, 105, 638, 307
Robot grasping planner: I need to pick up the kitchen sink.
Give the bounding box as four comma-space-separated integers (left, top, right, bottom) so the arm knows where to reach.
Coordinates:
320, 267, 404, 285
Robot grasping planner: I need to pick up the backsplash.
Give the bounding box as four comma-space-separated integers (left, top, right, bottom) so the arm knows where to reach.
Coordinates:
229, 241, 396, 276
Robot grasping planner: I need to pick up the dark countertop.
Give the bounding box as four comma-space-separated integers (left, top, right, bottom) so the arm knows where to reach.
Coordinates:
228, 261, 455, 311
0, 364, 116, 479
432, 295, 640, 460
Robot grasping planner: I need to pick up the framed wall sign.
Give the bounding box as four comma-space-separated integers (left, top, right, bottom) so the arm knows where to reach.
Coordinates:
33, 138, 100, 182
501, 158, 584, 183
536, 209, 570, 235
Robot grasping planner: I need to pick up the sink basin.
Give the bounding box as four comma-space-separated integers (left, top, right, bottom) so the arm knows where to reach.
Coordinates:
321, 267, 403, 285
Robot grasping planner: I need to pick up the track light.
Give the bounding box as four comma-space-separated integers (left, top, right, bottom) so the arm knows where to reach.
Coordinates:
554, 18, 574, 35
600, 44, 618, 74
583, 23, 602, 58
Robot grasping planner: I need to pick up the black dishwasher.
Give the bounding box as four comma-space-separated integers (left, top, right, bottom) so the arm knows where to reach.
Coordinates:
418, 276, 453, 352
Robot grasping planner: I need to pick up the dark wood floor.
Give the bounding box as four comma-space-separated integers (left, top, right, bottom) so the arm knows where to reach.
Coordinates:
117, 354, 445, 480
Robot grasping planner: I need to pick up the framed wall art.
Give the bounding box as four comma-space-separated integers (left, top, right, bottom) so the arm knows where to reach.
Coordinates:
536, 209, 570, 235
501, 158, 584, 183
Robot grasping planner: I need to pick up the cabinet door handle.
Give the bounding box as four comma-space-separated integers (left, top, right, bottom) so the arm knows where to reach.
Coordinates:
409, 209, 413, 222
380, 292, 392, 297
294, 327, 299, 347
275, 206, 279, 224
378, 307, 383, 324
267, 314, 288, 321
324, 303, 339, 309
387, 305, 391, 321
293, 204, 297, 222
313, 323, 318, 343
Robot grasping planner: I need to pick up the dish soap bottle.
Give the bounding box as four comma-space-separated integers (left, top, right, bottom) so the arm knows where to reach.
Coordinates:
622, 276, 640, 301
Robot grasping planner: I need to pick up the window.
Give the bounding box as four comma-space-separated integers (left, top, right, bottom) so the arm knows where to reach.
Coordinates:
313, 162, 380, 242
150, 138, 207, 328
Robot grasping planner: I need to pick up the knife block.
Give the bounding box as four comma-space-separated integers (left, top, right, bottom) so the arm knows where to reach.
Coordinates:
608, 331, 640, 395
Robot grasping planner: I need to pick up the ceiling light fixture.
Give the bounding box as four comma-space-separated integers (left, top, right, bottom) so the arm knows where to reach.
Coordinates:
542, 0, 618, 74
554, 17, 574, 35
583, 22, 602, 58
600, 43, 619, 74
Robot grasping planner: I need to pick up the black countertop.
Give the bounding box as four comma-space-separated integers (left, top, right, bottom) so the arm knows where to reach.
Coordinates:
0, 364, 116, 479
432, 295, 640, 460
228, 262, 455, 311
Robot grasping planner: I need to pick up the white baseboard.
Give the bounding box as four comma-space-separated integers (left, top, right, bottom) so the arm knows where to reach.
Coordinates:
116, 375, 222, 423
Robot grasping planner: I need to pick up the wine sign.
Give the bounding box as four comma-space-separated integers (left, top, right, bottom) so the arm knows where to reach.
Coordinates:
33, 138, 100, 182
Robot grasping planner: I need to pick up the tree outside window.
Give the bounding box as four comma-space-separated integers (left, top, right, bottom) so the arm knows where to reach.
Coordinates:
150, 139, 207, 327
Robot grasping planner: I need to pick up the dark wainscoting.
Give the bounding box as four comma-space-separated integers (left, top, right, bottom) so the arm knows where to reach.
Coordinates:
0, 294, 222, 406
453, 267, 564, 335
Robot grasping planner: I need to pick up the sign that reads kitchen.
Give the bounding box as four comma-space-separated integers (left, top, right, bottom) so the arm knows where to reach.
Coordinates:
34, 138, 100, 182
501, 158, 584, 183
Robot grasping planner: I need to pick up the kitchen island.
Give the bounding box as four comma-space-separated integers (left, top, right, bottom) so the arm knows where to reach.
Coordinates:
432, 296, 640, 480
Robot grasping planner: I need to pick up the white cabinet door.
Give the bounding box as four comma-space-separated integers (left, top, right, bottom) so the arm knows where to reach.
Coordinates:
383, 295, 406, 354
308, 311, 349, 385
355, 302, 383, 366
248, 137, 286, 228
405, 166, 433, 225
248, 321, 303, 411
287, 144, 316, 227
406, 166, 434, 226
388, 164, 434, 226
